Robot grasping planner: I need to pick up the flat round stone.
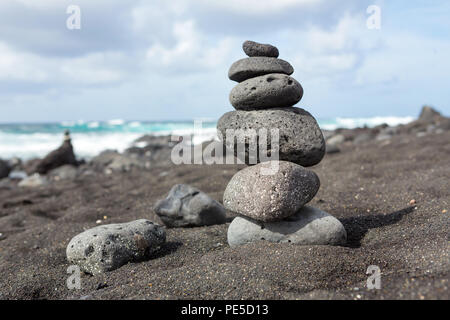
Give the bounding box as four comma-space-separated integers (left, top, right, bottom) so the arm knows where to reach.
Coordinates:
223, 161, 320, 222
228, 57, 293, 82
216, 107, 325, 167
230, 73, 303, 110
243, 40, 279, 58
227, 206, 347, 247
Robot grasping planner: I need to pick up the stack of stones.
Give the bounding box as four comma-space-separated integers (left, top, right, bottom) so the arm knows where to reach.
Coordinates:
217, 40, 347, 247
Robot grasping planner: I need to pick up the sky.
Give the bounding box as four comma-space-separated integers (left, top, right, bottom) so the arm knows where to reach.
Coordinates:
0, 0, 449, 123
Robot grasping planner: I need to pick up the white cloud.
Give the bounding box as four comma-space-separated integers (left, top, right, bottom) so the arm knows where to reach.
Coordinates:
145, 20, 236, 72
59, 52, 125, 85
198, 0, 322, 14
0, 41, 127, 87
0, 42, 48, 82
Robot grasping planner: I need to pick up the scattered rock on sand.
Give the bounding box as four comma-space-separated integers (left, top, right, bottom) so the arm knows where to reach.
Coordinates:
66, 219, 166, 274
228, 206, 347, 247
243, 40, 279, 58
228, 57, 293, 82
18, 173, 48, 188
34, 130, 79, 174
223, 161, 320, 222
0, 159, 11, 179
325, 143, 340, 154
326, 134, 345, 145
419, 106, 442, 122
48, 165, 78, 181
8, 170, 27, 180
90, 150, 145, 173
217, 107, 325, 167
154, 184, 227, 228
229, 73, 303, 110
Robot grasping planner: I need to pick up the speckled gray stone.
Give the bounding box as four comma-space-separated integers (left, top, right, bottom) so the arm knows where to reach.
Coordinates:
243, 40, 279, 58
217, 107, 325, 167
230, 73, 303, 110
223, 161, 320, 222
228, 57, 293, 82
227, 206, 347, 247
154, 184, 227, 228
66, 219, 166, 274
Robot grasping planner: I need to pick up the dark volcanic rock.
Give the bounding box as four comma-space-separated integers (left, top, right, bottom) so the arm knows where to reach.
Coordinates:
217, 107, 325, 167
228, 206, 347, 247
228, 57, 293, 82
34, 132, 78, 174
230, 73, 303, 110
243, 40, 279, 58
154, 184, 227, 228
223, 161, 320, 222
419, 106, 442, 122
0, 159, 11, 179
66, 219, 166, 274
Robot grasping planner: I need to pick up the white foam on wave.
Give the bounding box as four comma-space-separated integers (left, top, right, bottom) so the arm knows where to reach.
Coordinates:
0, 131, 142, 160
319, 116, 415, 131
0, 116, 416, 160
0, 127, 219, 160
107, 119, 125, 126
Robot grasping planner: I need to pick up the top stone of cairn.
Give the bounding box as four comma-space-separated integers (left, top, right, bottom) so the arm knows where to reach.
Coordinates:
243, 40, 279, 58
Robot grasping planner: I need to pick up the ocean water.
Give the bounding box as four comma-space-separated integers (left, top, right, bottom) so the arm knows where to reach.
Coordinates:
0, 116, 415, 160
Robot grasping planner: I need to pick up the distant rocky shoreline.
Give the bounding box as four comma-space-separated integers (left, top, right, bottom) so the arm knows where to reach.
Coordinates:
0, 105, 448, 190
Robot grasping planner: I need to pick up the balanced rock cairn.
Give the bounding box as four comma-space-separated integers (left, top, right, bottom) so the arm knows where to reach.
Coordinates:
218, 40, 347, 247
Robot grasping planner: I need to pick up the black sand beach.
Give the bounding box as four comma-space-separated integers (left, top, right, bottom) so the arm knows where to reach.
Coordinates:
0, 109, 449, 300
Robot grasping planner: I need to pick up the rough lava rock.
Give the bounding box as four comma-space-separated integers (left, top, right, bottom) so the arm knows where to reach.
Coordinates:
34, 132, 78, 174
243, 40, 279, 58
418, 106, 442, 122
217, 107, 325, 167
227, 206, 347, 247
0, 159, 11, 179
66, 219, 166, 274
230, 73, 303, 110
223, 161, 320, 222
154, 184, 227, 228
228, 57, 293, 82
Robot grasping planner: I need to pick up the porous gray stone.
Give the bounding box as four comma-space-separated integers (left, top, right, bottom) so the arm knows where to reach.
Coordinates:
227, 206, 347, 247
223, 161, 320, 222
217, 107, 325, 167
228, 57, 293, 82
154, 184, 227, 228
230, 73, 303, 110
66, 219, 165, 274
243, 40, 279, 58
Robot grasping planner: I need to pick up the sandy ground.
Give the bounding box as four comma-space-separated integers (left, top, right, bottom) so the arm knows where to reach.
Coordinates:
0, 130, 449, 300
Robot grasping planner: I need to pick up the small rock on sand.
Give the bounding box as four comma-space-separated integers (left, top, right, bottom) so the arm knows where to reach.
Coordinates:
0, 159, 11, 179
66, 219, 166, 274
18, 174, 48, 188
154, 184, 227, 228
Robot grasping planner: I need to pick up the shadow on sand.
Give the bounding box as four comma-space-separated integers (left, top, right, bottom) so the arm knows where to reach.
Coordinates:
340, 206, 415, 248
